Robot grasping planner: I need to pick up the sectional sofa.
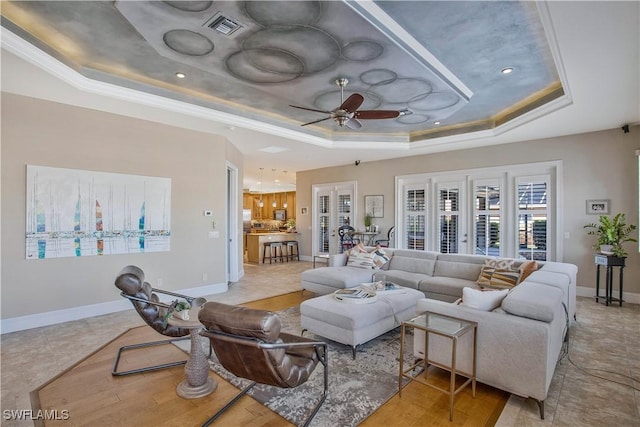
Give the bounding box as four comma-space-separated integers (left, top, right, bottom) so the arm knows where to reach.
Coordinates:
300, 247, 578, 418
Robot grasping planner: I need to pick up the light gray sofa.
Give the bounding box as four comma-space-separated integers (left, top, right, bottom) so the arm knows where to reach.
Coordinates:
414, 282, 567, 419
301, 248, 577, 322
301, 248, 578, 418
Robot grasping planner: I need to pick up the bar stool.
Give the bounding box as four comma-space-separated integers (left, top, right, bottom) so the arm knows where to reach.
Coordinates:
263, 242, 284, 264
286, 241, 299, 261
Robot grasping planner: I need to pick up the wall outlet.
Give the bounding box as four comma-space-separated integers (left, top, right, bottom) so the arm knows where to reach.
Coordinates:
202, 273, 208, 281
203, 210, 212, 216
157, 278, 163, 287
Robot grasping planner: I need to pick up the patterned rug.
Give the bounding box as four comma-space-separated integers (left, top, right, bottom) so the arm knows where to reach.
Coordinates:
175, 306, 411, 426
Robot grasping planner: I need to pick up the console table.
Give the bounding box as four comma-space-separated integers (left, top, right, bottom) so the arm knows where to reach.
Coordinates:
594, 254, 625, 306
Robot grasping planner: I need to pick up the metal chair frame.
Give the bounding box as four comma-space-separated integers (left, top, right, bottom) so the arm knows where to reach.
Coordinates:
112, 289, 209, 377
338, 225, 359, 252
200, 329, 328, 427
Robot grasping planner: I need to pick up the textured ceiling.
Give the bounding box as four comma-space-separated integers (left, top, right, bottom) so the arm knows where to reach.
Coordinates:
1, 0, 561, 143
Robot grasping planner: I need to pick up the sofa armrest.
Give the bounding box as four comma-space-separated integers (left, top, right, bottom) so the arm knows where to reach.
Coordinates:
528, 262, 577, 323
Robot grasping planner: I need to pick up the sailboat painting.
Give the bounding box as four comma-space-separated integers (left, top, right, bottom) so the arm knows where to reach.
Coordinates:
26, 165, 171, 259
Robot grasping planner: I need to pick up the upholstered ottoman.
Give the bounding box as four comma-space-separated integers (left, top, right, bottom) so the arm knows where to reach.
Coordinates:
300, 287, 424, 358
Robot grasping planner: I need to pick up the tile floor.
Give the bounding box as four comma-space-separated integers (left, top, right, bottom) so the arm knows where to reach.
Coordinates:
2, 261, 639, 426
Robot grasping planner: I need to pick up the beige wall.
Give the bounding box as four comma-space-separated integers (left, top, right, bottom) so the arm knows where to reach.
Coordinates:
297, 126, 640, 294
1, 94, 242, 319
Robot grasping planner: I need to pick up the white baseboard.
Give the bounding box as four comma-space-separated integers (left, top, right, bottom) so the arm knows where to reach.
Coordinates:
576, 285, 639, 304
0, 282, 228, 335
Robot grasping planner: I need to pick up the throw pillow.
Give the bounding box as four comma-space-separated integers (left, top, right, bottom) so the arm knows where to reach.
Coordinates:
345, 243, 367, 257
476, 258, 518, 287
369, 246, 391, 270
486, 257, 515, 270
519, 260, 539, 281
476, 265, 494, 287
461, 287, 509, 311
347, 251, 376, 269
485, 268, 522, 289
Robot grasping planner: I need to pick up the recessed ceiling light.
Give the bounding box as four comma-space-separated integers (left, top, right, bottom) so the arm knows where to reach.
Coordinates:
501, 67, 514, 74
175, 72, 186, 79
434, 121, 441, 125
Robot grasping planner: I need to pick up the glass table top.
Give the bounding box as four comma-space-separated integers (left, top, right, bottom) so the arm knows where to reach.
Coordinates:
404, 311, 476, 336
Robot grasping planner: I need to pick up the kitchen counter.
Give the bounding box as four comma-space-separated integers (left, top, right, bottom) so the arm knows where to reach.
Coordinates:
246, 232, 299, 264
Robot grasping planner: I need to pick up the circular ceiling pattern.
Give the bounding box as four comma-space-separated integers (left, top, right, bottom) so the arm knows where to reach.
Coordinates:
226, 49, 303, 83
314, 89, 382, 111
396, 113, 430, 124
373, 78, 433, 103
244, 1, 322, 26
163, 1, 212, 13
360, 69, 397, 86
342, 40, 383, 62
242, 25, 340, 75
163, 29, 214, 56
409, 91, 460, 111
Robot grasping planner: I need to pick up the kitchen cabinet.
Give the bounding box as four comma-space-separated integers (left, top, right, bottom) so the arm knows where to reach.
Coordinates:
243, 192, 295, 220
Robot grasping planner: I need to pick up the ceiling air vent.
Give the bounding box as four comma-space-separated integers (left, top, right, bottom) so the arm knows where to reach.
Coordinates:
203, 13, 243, 37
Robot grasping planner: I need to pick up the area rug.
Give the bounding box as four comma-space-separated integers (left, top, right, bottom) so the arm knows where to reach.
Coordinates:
175, 306, 411, 426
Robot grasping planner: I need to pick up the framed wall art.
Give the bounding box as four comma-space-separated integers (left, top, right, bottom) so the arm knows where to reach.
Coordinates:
365, 195, 384, 218
586, 199, 610, 215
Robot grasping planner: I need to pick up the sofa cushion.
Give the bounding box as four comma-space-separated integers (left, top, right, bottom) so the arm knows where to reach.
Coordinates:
462, 287, 509, 311
301, 266, 374, 289
419, 276, 480, 297
434, 256, 485, 281
501, 282, 562, 322
387, 250, 438, 275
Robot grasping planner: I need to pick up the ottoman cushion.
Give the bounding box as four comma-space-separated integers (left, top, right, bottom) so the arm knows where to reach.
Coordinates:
300, 287, 425, 349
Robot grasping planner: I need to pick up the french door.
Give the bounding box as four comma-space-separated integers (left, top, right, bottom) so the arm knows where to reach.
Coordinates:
312, 182, 357, 256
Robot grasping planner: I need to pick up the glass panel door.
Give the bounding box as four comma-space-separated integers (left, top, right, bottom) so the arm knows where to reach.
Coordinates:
404, 186, 425, 250
313, 182, 356, 256
437, 182, 466, 253
517, 178, 549, 261
474, 181, 501, 256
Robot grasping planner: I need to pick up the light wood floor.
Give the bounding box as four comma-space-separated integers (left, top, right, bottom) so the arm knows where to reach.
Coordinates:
32, 292, 508, 426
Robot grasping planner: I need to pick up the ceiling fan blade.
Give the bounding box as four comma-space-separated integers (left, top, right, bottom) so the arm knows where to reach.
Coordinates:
355, 110, 401, 119
290, 105, 333, 114
339, 94, 364, 113
346, 118, 362, 129
301, 117, 332, 126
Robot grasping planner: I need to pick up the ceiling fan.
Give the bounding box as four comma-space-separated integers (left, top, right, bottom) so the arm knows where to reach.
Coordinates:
290, 78, 408, 129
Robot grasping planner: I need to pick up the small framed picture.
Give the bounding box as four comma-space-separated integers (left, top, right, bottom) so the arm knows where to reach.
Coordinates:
586, 199, 610, 215
365, 195, 384, 218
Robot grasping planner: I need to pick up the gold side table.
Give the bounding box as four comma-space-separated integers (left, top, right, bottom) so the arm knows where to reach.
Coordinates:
399, 311, 477, 421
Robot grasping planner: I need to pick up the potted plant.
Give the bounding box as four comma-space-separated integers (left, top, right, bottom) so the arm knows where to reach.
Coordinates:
584, 213, 637, 257
161, 299, 191, 327
284, 218, 296, 232
364, 214, 372, 231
